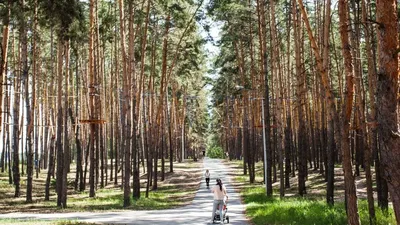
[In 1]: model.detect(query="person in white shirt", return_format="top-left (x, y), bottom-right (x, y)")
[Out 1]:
top-left (205, 169), bottom-right (210, 188)
top-left (211, 178), bottom-right (228, 224)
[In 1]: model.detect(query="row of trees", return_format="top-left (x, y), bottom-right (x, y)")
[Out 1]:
top-left (209, 0), bottom-right (399, 224)
top-left (0, 0), bottom-right (209, 208)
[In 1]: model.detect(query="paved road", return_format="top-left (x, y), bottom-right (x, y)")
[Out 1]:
top-left (0, 158), bottom-right (249, 225)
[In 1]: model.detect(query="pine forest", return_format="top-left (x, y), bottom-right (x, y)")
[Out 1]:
top-left (0, 0), bottom-right (399, 225)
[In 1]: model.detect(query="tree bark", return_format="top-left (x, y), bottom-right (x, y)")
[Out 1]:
top-left (338, 0), bottom-right (360, 223)
top-left (56, 39), bottom-right (65, 208)
top-left (256, 0), bottom-right (272, 196)
top-left (361, 0), bottom-right (376, 222)
top-left (293, 0), bottom-right (307, 196)
top-left (376, 0), bottom-right (400, 222)
top-left (89, 0), bottom-right (97, 198)
top-left (61, 40), bottom-right (70, 208)
top-left (0, 0), bottom-right (11, 153)
top-left (45, 133), bottom-right (55, 201)
top-left (26, 0), bottom-right (38, 202)
top-left (127, 0), bottom-right (139, 200)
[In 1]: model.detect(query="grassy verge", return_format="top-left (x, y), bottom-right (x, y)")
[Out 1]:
top-left (0, 219), bottom-right (99, 225)
top-left (226, 160), bottom-right (396, 225)
top-left (0, 159), bottom-right (202, 213)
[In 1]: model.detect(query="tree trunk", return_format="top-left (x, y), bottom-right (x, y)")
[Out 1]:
top-left (61, 40), bottom-right (70, 208)
top-left (255, 0), bottom-right (272, 196)
top-left (45, 133), bottom-right (55, 201)
top-left (127, 0), bottom-right (139, 200)
top-left (376, 0), bottom-right (400, 222)
top-left (269, 0), bottom-right (284, 197)
top-left (26, 0), bottom-right (38, 202)
top-left (69, 106), bottom-right (84, 191)
top-left (13, 0), bottom-right (29, 197)
top-left (293, 0), bottom-right (307, 196)
top-left (0, 1), bottom-right (11, 158)
top-left (118, 0), bottom-right (132, 206)
top-left (361, 0), bottom-right (376, 222)
top-left (89, 0), bottom-right (97, 198)
top-left (338, 0), bottom-right (360, 224)
top-left (56, 39), bottom-right (65, 208)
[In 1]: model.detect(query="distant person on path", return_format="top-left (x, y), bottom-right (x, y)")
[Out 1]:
top-left (211, 178), bottom-right (228, 224)
top-left (205, 169), bottom-right (211, 188)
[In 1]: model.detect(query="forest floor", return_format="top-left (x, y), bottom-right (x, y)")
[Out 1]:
top-left (225, 160), bottom-right (396, 225)
top-left (0, 159), bottom-right (202, 214)
top-left (225, 160), bottom-right (372, 200)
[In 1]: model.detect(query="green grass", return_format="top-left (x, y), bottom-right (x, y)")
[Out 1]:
top-left (0, 159), bottom-right (202, 213)
top-left (0, 219), bottom-right (99, 225)
top-left (238, 178), bottom-right (396, 225)
top-left (241, 186), bottom-right (396, 225)
top-left (242, 186), bottom-right (345, 225)
top-left (62, 184), bottom-right (194, 211)
top-left (2, 181), bottom-right (198, 212)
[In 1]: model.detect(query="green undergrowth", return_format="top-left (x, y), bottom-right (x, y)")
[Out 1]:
top-left (0, 178), bottom-right (194, 212)
top-left (228, 160), bottom-right (396, 225)
top-left (242, 186), bottom-right (396, 225)
top-left (0, 219), bottom-right (99, 225)
top-left (64, 185), bottom-right (194, 211)
top-left (0, 159), bottom-right (201, 213)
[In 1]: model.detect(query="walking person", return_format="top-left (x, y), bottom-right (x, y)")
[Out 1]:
top-left (205, 169), bottom-right (211, 188)
top-left (211, 178), bottom-right (228, 224)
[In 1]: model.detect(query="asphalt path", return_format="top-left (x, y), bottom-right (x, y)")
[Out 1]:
top-left (0, 157), bottom-right (249, 225)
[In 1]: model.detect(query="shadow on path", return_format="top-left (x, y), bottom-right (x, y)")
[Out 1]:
top-left (0, 158), bottom-right (249, 225)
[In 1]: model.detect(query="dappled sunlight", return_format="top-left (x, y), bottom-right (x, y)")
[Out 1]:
top-left (0, 157), bottom-right (249, 225)
top-left (225, 160), bottom-right (397, 225)
top-left (0, 160), bottom-right (203, 213)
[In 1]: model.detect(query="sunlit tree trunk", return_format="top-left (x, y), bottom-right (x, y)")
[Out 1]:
top-left (338, 0), bottom-right (360, 223)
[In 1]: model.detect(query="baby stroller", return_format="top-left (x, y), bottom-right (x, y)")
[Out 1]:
top-left (213, 200), bottom-right (229, 224)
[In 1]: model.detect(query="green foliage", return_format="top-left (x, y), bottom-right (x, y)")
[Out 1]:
top-left (98, 1), bottom-right (116, 44)
top-left (38, 0), bottom-right (85, 38)
top-left (241, 186), bottom-right (396, 225)
top-left (358, 200), bottom-right (397, 225)
top-left (207, 145), bottom-right (224, 158)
